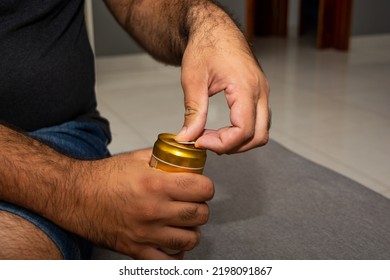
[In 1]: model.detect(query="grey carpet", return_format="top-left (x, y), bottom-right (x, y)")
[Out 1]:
top-left (92, 139), bottom-right (390, 260)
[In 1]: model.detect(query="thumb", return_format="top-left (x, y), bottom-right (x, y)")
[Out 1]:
top-left (175, 74), bottom-right (209, 143)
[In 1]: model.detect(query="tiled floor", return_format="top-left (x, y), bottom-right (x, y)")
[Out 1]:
top-left (95, 34), bottom-right (390, 199)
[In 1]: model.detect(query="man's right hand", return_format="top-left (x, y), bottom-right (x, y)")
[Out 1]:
top-left (75, 149), bottom-right (214, 260)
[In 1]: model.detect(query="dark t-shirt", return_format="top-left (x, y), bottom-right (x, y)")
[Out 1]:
top-left (0, 0), bottom-right (110, 139)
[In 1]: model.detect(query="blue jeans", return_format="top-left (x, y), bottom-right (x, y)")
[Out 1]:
top-left (0, 121), bottom-right (111, 259)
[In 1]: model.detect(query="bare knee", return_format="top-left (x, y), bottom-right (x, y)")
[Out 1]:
top-left (0, 210), bottom-right (63, 259)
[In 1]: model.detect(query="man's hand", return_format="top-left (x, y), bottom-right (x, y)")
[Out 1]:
top-left (76, 149), bottom-right (214, 260)
top-left (175, 4), bottom-right (271, 154)
top-left (105, 0), bottom-right (271, 154)
top-left (0, 125), bottom-right (213, 260)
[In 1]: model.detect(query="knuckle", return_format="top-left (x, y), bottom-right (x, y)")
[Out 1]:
top-left (257, 71), bottom-right (270, 96)
top-left (132, 227), bottom-right (149, 243)
top-left (256, 130), bottom-right (270, 147)
top-left (138, 175), bottom-right (157, 193)
top-left (166, 238), bottom-right (182, 251)
top-left (175, 176), bottom-right (194, 190)
top-left (179, 206), bottom-right (199, 222)
top-left (181, 72), bottom-right (196, 88)
top-left (183, 102), bottom-right (207, 121)
top-left (166, 232), bottom-right (201, 252)
top-left (198, 204), bottom-right (210, 225)
top-left (183, 231), bottom-right (201, 251)
top-left (267, 108), bottom-right (272, 130)
top-left (263, 79), bottom-right (271, 95)
top-left (184, 104), bottom-right (199, 117)
top-left (139, 205), bottom-right (160, 222)
top-left (175, 175), bottom-right (214, 200)
top-left (202, 179), bottom-right (215, 200)
top-left (179, 203), bottom-right (210, 225)
top-left (244, 127), bottom-right (256, 141)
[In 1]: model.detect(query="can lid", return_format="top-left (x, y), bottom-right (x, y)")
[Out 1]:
top-left (152, 133), bottom-right (207, 168)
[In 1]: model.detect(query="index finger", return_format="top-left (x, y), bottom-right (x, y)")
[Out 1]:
top-left (161, 171), bottom-right (215, 202)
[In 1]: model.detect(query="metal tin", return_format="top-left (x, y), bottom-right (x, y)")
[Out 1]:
top-left (150, 133), bottom-right (206, 174)
top-left (150, 133), bottom-right (207, 255)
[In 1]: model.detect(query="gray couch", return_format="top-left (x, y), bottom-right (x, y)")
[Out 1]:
top-left (92, 140), bottom-right (390, 259)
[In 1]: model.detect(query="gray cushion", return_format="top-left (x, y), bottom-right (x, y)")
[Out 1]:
top-left (92, 140), bottom-right (390, 259)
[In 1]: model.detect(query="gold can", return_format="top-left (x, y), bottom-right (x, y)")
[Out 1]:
top-left (150, 133), bottom-right (207, 174)
top-left (150, 133), bottom-right (207, 255)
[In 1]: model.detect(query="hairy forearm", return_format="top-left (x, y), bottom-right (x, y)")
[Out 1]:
top-left (104, 0), bottom-right (245, 65)
top-left (0, 124), bottom-right (87, 233)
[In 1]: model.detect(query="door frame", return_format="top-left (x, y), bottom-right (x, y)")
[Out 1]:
top-left (246, 0), bottom-right (353, 50)
top-left (316, 0), bottom-right (353, 50)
